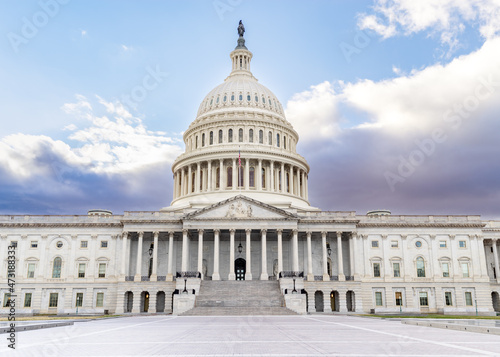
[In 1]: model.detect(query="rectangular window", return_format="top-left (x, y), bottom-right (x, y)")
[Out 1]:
top-left (461, 262), bottom-right (469, 277)
top-left (442, 262), bottom-right (450, 277)
top-left (101, 241), bottom-right (108, 248)
top-left (80, 241), bottom-right (88, 248)
top-left (393, 262), bottom-right (400, 277)
top-left (75, 293), bottom-right (83, 307)
top-left (96, 292), bottom-right (104, 307)
top-left (390, 240), bottom-right (398, 248)
top-left (395, 292), bottom-right (403, 306)
top-left (439, 241), bottom-right (447, 248)
top-left (78, 263), bottom-right (86, 278)
top-left (10, 241), bottom-right (17, 248)
top-left (465, 292), bottom-right (473, 306)
top-left (419, 292), bottom-right (428, 306)
top-left (3, 293), bottom-right (11, 307)
top-left (30, 241), bottom-right (38, 248)
top-left (24, 293), bottom-right (32, 308)
top-left (98, 263), bottom-right (106, 278)
top-left (375, 292), bottom-right (383, 306)
top-left (445, 292), bottom-right (452, 306)
top-left (459, 240), bottom-right (466, 248)
top-left (49, 293), bottom-right (58, 308)
top-left (371, 240), bottom-right (379, 248)
top-left (27, 263), bottom-right (36, 278)
top-left (373, 263), bottom-right (381, 277)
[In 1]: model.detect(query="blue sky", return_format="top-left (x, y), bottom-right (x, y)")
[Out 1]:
top-left (1, 0), bottom-right (500, 218)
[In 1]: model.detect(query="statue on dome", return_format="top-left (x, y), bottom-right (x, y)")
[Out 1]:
top-left (238, 20), bottom-right (245, 37)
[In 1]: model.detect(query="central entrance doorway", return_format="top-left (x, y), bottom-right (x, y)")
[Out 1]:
top-left (235, 258), bottom-right (246, 280)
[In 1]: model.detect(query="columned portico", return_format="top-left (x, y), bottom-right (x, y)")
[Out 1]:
top-left (229, 229), bottom-right (236, 280)
top-left (337, 231), bottom-right (345, 281)
top-left (134, 231), bottom-right (144, 281)
top-left (260, 229), bottom-right (268, 280)
top-left (197, 229), bottom-right (204, 279)
top-left (245, 229), bottom-right (252, 280)
top-left (213, 229), bottom-right (221, 280)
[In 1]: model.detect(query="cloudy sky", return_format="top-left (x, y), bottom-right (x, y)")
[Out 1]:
top-left (1, 0), bottom-right (500, 218)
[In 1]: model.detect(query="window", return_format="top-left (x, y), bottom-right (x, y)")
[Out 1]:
top-left (262, 96), bottom-right (265, 104)
top-left (249, 129), bottom-right (253, 143)
top-left (371, 240), bottom-right (379, 248)
top-left (216, 96), bottom-right (219, 104)
top-left (255, 95), bottom-right (258, 102)
top-left (30, 241), bottom-right (38, 248)
top-left (223, 95), bottom-right (227, 102)
top-left (373, 263), bottom-right (381, 277)
top-left (195, 136), bottom-right (198, 149)
top-left (459, 240), bottom-right (466, 248)
top-left (49, 293), bottom-right (58, 308)
top-left (439, 241), bottom-right (447, 248)
top-left (247, 94), bottom-right (250, 101)
top-left (391, 241), bottom-right (398, 248)
top-left (101, 241), bottom-right (108, 248)
top-left (76, 293), bottom-right (83, 307)
top-left (231, 94), bottom-right (234, 101)
top-left (442, 262), bottom-right (450, 277)
top-left (395, 292), bottom-right (403, 306)
top-left (416, 257), bottom-right (425, 277)
top-left (262, 168), bottom-right (266, 189)
top-left (445, 292), bottom-right (452, 306)
top-left (277, 133), bottom-right (280, 147)
top-left (10, 241), bottom-right (17, 248)
top-left (218, 130), bottom-right (223, 143)
top-left (96, 292), bottom-right (104, 307)
top-left (227, 167), bottom-right (233, 187)
top-left (284, 136), bottom-right (287, 149)
top-left (191, 172), bottom-right (195, 192)
top-left (268, 131), bottom-right (272, 145)
top-left (259, 130), bottom-right (263, 144)
top-left (419, 292), bottom-right (428, 306)
top-left (200, 171), bottom-right (203, 191)
top-left (278, 170), bottom-right (282, 191)
top-left (209, 131), bottom-right (213, 145)
top-left (202, 133), bottom-right (205, 147)
top-left (375, 292), bottom-right (383, 306)
top-left (52, 257), bottom-right (62, 278)
top-left (239, 94), bottom-right (242, 101)
top-left (461, 262), bottom-right (469, 277)
top-left (216, 167), bottom-right (220, 188)
top-left (415, 240), bottom-right (422, 248)
top-left (465, 292), bottom-right (473, 306)
top-left (27, 263), bottom-right (35, 278)
top-left (393, 262), bottom-right (400, 277)
top-left (228, 129), bottom-right (233, 143)
top-left (24, 293), bottom-right (32, 308)
top-left (3, 293), bottom-right (11, 307)
top-left (56, 241), bottom-right (63, 248)
top-left (81, 241), bottom-right (88, 248)
top-left (98, 263), bottom-right (106, 278)
top-left (239, 128), bottom-right (243, 142)
top-left (78, 263), bottom-right (86, 278)
top-left (249, 167), bottom-right (255, 187)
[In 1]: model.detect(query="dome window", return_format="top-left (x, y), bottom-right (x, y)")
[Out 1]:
top-left (262, 96), bottom-right (265, 105)
top-left (249, 129), bottom-right (253, 143)
top-left (210, 131), bottom-right (213, 145)
top-left (228, 129), bottom-right (233, 143)
top-left (239, 128), bottom-right (243, 142)
top-left (231, 94), bottom-right (235, 101)
top-left (259, 130), bottom-right (263, 144)
top-left (216, 97), bottom-right (219, 104)
top-left (239, 94), bottom-right (243, 101)
top-left (223, 95), bottom-right (227, 102)
top-left (218, 130), bottom-right (223, 144)
top-left (202, 133), bottom-right (206, 147)
top-left (283, 136), bottom-right (286, 149)
top-left (268, 131), bottom-right (272, 145)
top-left (255, 96), bottom-right (258, 102)
top-left (277, 134), bottom-right (280, 147)
top-left (210, 99), bottom-right (213, 105)
top-left (249, 167), bottom-right (255, 187)
top-left (247, 95), bottom-right (251, 101)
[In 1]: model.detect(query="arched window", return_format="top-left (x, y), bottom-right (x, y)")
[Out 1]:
top-left (231, 94), bottom-right (235, 101)
top-left (216, 168), bottom-right (220, 188)
top-left (286, 172), bottom-right (290, 192)
top-left (239, 94), bottom-right (243, 101)
top-left (191, 172), bottom-right (195, 193)
top-left (52, 257), bottom-right (62, 278)
top-left (200, 171), bottom-right (203, 191)
top-left (278, 170), bottom-right (282, 191)
top-left (239, 128), bottom-right (243, 142)
top-left (228, 129), bottom-right (233, 143)
top-left (227, 167), bottom-right (233, 188)
top-left (262, 168), bottom-right (266, 188)
top-left (195, 136), bottom-right (198, 149)
top-left (259, 130), bottom-right (263, 144)
top-left (249, 129), bottom-right (253, 143)
top-left (249, 167), bottom-right (255, 187)
top-left (277, 134), bottom-right (280, 147)
top-left (209, 131), bottom-right (213, 145)
top-left (218, 130), bottom-right (223, 144)
top-left (268, 131), bottom-right (272, 145)
top-left (284, 136), bottom-right (286, 149)
top-left (416, 257), bottom-right (425, 277)
top-left (202, 133), bottom-right (205, 147)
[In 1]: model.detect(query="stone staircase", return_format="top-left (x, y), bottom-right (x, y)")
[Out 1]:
top-left (181, 280), bottom-right (297, 316)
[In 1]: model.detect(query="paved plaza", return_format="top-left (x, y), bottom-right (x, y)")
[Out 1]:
top-left (2, 315), bottom-right (500, 356)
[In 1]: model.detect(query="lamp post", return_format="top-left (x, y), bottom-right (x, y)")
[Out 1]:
top-left (183, 278), bottom-right (188, 294)
top-left (327, 243), bottom-right (332, 257)
top-left (292, 277), bottom-right (297, 293)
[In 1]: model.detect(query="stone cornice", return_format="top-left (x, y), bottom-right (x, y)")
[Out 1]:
top-left (357, 222), bottom-right (486, 228)
top-left (0, 223), bottom-right (123, 228)
top-left (298, 219), bottom-right (360, 224)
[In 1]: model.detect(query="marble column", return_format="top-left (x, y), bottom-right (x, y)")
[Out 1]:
top-left (134, 231), bottom-right (144, 281)
top-left (121, 231), bottom-right (128, 280)
top-left (258, 159), bottom-right (262, 190)
top-left (306, 231), bottom-right (313, 280)
top-left (270, 161), bottom-right (274, 192)
top-left (167, 231), bottom-right (174, 281)
top-left (337, 231), bottom-right (345, 281)
top-left (181, 168), bottom-right (185, 196)
top-left (260, 229), bottom-right (268, 280)
top-left (232, 158), bottom-right (237, 190)
top-left (181, 229), bottom-right (189, 272)
top-left (321, 231), bottom-right (329, 281)
top-left (197, 229), bottom-right (204, 279)
top-left (352, 232), bottom-right (359, 280)
top-left (245, 159), bottom-right (249, 190)
top-left (219, 159), bottom-right (225, 190)
top-left (288, 165), bottom-right (293, 194)
top-left (245, 229), bottom-right (252, 280)
top-left (349, 233), bottom-right (354, 279)
top-left (493, 239), bottom-right (500, 284)
top-left (151, 231), bottom-right (159, 281)
top-left (213, 229), bottom-right (220, 280)
top-left (229, 229), bottom-right (236, 280)
top-left (188, 165), bottom-right (192, 194)
top-left (277, 229), bottom-right (283, 277)
top-left (292, 229), bottom-right (299, 272)
top-left (280, 162), bottom-right (285, 192)
top-left (207, 161), bottom-right (212, 191)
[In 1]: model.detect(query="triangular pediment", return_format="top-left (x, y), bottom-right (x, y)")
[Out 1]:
top-left (184, 195), bottom-right (298, 220)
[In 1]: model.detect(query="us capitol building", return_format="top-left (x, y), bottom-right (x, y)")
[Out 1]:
top-left (2, 23), bottom-right (500, 316)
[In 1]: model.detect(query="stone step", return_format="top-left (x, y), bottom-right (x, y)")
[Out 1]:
top-left (181, 306), bottom-right (297, 316)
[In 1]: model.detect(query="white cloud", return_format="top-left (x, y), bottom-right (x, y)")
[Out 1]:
top-left (121, 44), bottom-right (133, 51)
top-left (81, 29), bottom-right (87, 37)
top-left (63, 124), bottom-right (78, 131)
